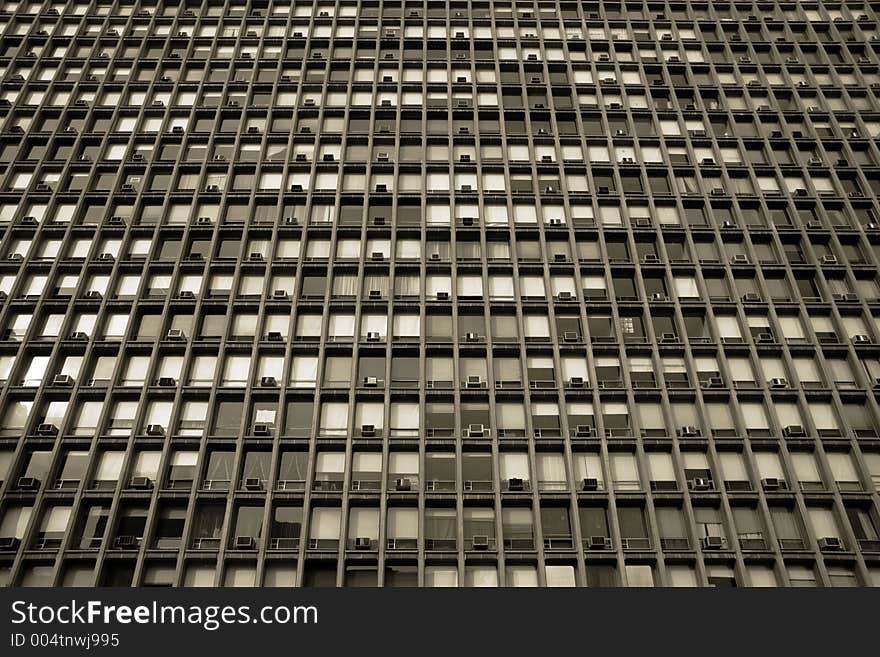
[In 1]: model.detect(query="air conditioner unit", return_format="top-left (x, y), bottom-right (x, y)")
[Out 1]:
top-left (588, 536), bottom-right (609, 550)
top-left (756, 333), bottom-right (774, 344)
top-left (252, 424), bottom-right (271, 436)
top-left (467, 424), bottom-right (485, 437)
top-left (568, 377), bottom-right (585, 387)
top-left (178, 291), bottom-right (195, 300)
top-left (679, 426), bottom-right (699, 437)
top-left (354, 537), bottom-right (372, 550)
top-left (582, 477), bottom-right (599, 491)
top-left (115, 535), bottom-right (137, 549)
top-left (436, 292), bottom-right (450, 300)
top-left (818, 537), bottom-right (843, 551)
top-left (702, 536), bottom-right (724, 549)
top-left (471, 535), bottom-right (490, 550)
top-left (853, 335), bottom-right (871, 344)
top-left (557, 292), bottom-right (573, 302)
top-left (507, 477), bottom-right (524, 492)
top-left (235, 536), bottom-right (255, 549)
top-left (17, 477), bottom-right (39, 490)
top-left (710, 187), bottom-right (725, 196)
top-left (821, 255), bottom-right (838, 264)
top-left (361, 424), bottom-right (376, 437)
top-left (732, 255), bottom-right (749, 264)
top-left (260, 376), bottom-right (277, 387)
top-left (395, 478), bottom-right (412, 491)
top-left (783, 425), bottom-right (806, 437)
top-left (761, 477), bottom-right (780, 491)
top-left (157, 377), bottom-right (176, 387)
top-left (742, 293), bottom-right (761, 303)
top-left (575, 425), bottom-right (593, 437)
top-left (366, 332), bottom-right (381, 342)
top-left (0, 537), bottom-right (20, 550)
top-left (52, 374), bottom-right (73, 386)
top-left (244, 478), bottom-right (262, 491)
top-left (466, 375), bottom-right (483, 388)
top-left (690, 477), bottom-right (711, 491)
top-left (661, 332), bottom-right (677, 342)
top-left (563, 331), bottom-right (579, 342)
top-left (36, 423), bottom-right (58, 436)
top-left (465, 332), bottom-right (479, 342)
top-left (769, 378), bottom-right (788, 389)
top-left (166, 329), bottom-right (185, 340)
top-left (145, 425), bottom-right (165, 436)
top-left (129, 476), bottom-right (153, 490)
top-left (267, 331), bottom-right (283, 342)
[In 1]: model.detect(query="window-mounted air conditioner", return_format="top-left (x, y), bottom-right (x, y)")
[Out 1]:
top-left (761, 477), bottom-right (780, 491)
top-left (235, 536), bottom-right (255, 549)
top-left (17, 477), bottom-right (39, 490)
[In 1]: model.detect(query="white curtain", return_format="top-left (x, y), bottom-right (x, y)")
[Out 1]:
top-left (500, 453), bottom-right (529, 479)
top-left (96, 452), bottom-right (124, 480)
top-left (347, 508), bottom-right (379, 539)
top-left (309, 508), bottom-right (341, 540)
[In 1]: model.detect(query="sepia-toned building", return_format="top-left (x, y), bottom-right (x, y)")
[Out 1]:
top-left (1, 0), bottom-right (880, 587)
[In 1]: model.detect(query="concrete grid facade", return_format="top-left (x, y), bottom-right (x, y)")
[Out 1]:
top-left (1, 0), bottom-right (880, 587)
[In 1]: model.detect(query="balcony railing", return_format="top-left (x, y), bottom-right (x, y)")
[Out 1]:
top-left (424, 538), bottom-right (457, 551)
top-left (425, 479), bottom-right (456, 492)
top-left (660, 537), bottom-right (691, 551)
top-left (543, 534), bottom-right (574, 550)
top-left (269, 537), bottom-right (300, 550)
top-left (738, 533), bottom-right (768, 551)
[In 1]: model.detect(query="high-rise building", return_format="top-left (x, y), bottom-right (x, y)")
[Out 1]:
top-left (1, 1), bottom-right (880, 589)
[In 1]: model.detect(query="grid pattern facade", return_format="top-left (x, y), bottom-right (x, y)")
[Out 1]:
top-left (1, 1), bottom-right (880, 588)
